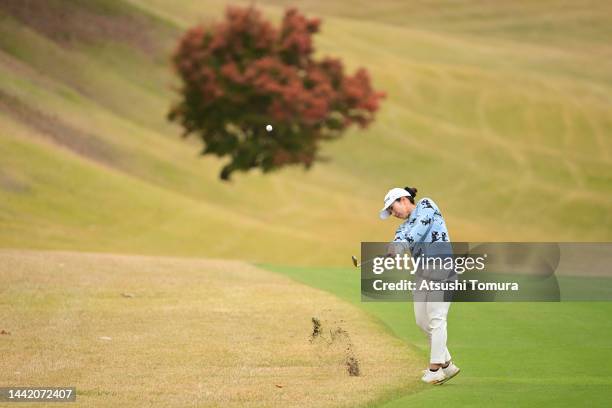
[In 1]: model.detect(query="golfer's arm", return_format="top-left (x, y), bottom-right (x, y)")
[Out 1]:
top-left (388, 227), bottom-right (414, 255)
top-left (387, 240), bottom-right (410, 257)
top-left (389, 209), bottom-right (435, 255)
top-left (407, 211), bottom-right (434, 243)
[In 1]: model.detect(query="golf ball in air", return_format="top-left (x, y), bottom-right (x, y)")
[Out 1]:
top-left (266, 125), bottom-right (273, 132)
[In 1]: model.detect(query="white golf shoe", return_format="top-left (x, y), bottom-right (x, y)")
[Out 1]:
top-left (440, 362), bottom-right (460, 384)
top-left (421, 368), bottom-right (446, 385)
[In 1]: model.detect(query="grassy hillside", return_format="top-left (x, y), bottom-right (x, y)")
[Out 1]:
top-left (260, 0), bottom-right (612, 54)
top-left (1, 0), bottom-right (611, 266)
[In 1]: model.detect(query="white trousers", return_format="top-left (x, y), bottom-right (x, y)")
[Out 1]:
top-left (413, 290), bottom-right (452, 364)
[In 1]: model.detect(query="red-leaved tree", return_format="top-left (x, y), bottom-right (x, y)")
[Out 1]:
top-left (169, 6), bottom-right (385, 180)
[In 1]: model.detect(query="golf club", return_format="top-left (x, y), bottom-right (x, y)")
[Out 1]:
top-left (351, 255), bottom-right (376, 268)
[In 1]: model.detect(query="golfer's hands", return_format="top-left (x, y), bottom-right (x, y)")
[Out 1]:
top-left (385, 242), bottom-right (408, 258)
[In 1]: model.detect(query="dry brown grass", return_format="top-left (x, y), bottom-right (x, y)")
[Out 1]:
top-left (0, 250), bottom-right (422, 407)
top-left (0, 0), bottom-right (166, 55)
top-left (0, 90), bottom-right (121, 167)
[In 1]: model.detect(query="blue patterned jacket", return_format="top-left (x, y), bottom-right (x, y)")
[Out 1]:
top-left (392, 197), bottom-right (451, 258)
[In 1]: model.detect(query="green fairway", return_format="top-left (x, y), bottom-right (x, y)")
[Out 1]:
top-left (262, 264), bottom-right (612, 406)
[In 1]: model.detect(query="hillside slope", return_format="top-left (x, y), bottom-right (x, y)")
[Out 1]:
top-left (0, 0), bottom-right (610, 265)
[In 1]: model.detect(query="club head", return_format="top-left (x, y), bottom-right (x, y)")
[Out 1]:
top-left (351, 255), bottom-right (359, 268)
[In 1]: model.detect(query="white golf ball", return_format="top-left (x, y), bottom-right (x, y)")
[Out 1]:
top-left (266, 124), bottom-right (273, 132)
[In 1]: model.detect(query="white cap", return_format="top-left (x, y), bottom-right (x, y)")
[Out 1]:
top-left (379, 187), bottom-right (411, 220)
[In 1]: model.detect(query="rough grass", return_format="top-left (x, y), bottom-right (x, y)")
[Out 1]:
top-left (0, 249), bottom-right (422, 407)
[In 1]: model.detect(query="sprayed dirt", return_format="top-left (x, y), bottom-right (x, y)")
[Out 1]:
top-left (310, 317), bottom-right (322, 340)
top-left (310, 316), bottom-right (361, 377)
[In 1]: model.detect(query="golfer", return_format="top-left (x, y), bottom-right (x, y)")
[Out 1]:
top-left (379, 186), bottom-right (460, 385)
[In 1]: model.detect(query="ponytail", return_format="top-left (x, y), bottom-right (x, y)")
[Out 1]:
top-left (403, 186), bottom-right (418, 204)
